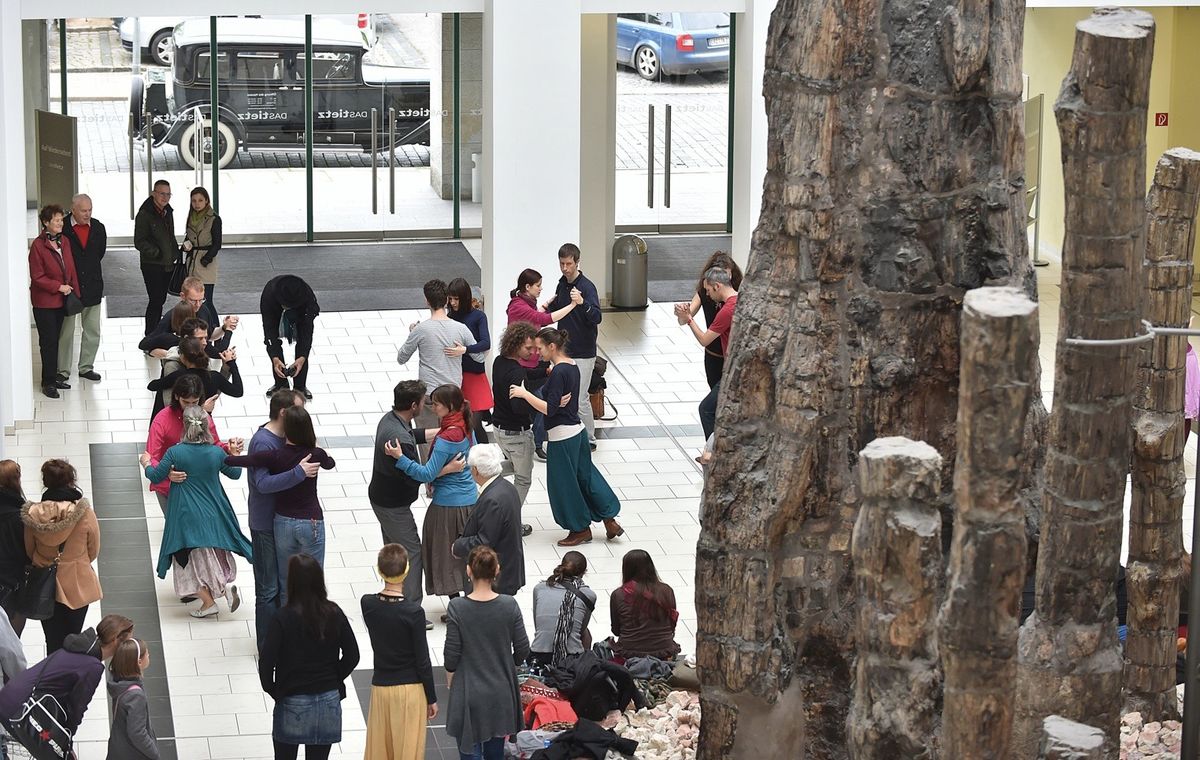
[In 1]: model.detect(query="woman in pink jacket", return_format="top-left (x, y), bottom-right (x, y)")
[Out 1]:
top-left (145, 374), bottom-right (238, 514)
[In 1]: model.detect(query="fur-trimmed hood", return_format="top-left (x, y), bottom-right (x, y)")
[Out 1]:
top-left (22, 497), bottom-right (92, 544)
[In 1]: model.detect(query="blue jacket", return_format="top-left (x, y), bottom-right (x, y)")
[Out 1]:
top-left (396, 436), bottom-right (477, 507)
top-left (546, 272), bottom-right (602, 359)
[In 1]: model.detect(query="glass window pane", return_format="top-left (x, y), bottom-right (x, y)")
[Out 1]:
top-left (195, 51), bottom-right (231, 81)
top-left (296, 51), bottom-right (356, 81)
top-left (233, 51), bottom-right (283, 82)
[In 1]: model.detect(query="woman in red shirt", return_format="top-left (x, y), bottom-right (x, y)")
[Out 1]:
top-left (29, 205), bottom-right (81, 398)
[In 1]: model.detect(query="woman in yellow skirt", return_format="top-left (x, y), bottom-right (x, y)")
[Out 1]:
top-left (361, 544), bottom-right (438, 759)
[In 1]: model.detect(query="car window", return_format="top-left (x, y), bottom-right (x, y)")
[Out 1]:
top-left (617, 13), bottom-right (646, 22)
top-left (679, 12), bottom-right (730, 30)
top-left (295, 51), bottom-right (355, 82)
top-left (647, 13), bottom-right (672, 27)
top-left (194, 51), bottom-right (231, 82)
top-left (234, 51), bottom-right (284, 82)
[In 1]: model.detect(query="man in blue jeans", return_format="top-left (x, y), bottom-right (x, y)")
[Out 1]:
top-left (247, 389), bottom-right (320, 650)
top-left (679, 267), bottom-right (738, 440)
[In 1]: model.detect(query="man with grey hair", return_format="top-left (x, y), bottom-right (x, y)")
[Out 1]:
top-left (59, 193), bottom-right (107, 383)
top-left (451, 444), bottom-right (525, 595)
top-left (678, 267), bottom-right (738, 439)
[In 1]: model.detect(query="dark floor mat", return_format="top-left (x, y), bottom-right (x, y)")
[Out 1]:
top-left (645, 234), bottom-right (732, 304)
top-left (101, 241), bottom-right (481, 317)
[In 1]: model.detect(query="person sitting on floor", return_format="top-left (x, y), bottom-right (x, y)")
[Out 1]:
top-left (609, 549), bottom-right (681, 661)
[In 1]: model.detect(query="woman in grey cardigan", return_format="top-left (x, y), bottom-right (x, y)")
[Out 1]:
top-left (444, 546), bottom-right (529, 760)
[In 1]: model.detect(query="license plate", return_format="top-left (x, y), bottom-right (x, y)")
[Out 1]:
top-left (709, 36), bottom-right (729, 48)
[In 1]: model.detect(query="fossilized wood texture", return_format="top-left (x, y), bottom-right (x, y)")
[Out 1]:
top-left (693, 0), bottom-right (1043, 754)
top-left (939, 287), bottom-right (1038, 760)
top-left (1014, 9), bottom-right (1155, 757)
top-left (1038, 716), bottom-right (1105, 760)
top-left (1125, 148), bottom-right (1200, 720)
top-left (847, 437), bottom-right (943, 759)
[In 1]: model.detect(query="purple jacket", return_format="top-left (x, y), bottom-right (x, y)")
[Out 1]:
top-left (0, 629), bottom-right (104, 733)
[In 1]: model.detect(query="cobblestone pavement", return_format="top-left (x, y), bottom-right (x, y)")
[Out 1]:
top-left (57, 17), bottom-right (727, 175)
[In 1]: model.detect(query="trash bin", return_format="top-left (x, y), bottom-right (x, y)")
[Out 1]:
top-left (611, 234), bottom-right (649, 309)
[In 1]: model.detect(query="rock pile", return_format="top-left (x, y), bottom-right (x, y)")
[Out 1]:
top-left (1120, 712), bottom-right (1182, 759)
top-left (612, 691), bottom-right (702, 760)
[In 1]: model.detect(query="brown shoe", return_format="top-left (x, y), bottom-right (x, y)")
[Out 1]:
top-left (604, 519), bottom-right (625, 541)
top-left (557, 529), bottom-right (593, 547)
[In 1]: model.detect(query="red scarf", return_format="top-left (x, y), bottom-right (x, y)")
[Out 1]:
top-left (436, 411), bottom-right (468, 443)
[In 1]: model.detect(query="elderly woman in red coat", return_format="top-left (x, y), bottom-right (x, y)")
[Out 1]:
top-left (29, 204), bottom-right (81, 399)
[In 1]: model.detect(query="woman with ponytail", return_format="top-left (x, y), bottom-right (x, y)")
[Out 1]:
top-left (361, 544), bottom-right (436, 760)
top-left (385, 384), bottom-right (478, 610)
top-left (529, 551), bottom-right (595, 670)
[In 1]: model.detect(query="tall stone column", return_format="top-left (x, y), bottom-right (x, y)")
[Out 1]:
top-left (430, 13), bottom-right (481, 206)
top-left (1014, 9), bottom-right (1156, 755)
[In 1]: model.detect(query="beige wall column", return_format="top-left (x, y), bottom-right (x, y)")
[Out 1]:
top-left (579, 13), bottom-right (616, 304)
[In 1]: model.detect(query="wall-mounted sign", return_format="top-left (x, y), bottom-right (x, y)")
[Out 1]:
top-left (1155, 112), bottom-right (1169, 127)
top-left (34, 110), bottom-right (77, 211)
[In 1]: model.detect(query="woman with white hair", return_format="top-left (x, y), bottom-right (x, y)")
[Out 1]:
top-left (451, 444), bottom-right (526, 596)
top-left (141, 405), bottom-right (251, 619)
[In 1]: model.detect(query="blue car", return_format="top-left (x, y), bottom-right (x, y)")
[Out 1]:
top-left (616, 12), bottom-right (731, 80)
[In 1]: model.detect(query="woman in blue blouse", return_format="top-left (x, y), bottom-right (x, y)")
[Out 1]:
top-left (385, 384), bottom-right (477, 611)
top-left (510, 327), bottom-right (621, 547)
top-left (448, 278), bottom-right (492, 445)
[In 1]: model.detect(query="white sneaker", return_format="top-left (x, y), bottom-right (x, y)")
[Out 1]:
top-left (189, 605), bottom-right (218, 619)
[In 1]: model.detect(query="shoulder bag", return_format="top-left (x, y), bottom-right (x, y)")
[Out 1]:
top-left (11, 543), bottom-right (66, 621)
top-left (1, 651), bottom-right (76, 760)
top-left (166, 247), bottom-right (188, 297)
top-left (51, 245), bottom-right (83, 317)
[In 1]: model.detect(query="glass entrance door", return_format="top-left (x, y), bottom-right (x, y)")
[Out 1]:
top-left (615, 10), bottom-right (731, 232)
top-left (312, 12), bottom-right (457, 239)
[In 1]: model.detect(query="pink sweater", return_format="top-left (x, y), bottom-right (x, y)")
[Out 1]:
top-left (507, 294), bottom-right (553, 369)
top-left (145, 406), bottom-right (226, 496)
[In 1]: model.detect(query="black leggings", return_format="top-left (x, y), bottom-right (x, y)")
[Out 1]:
top-left (274, 742), bottom-right (330, 760)
top-left (42, 602), bottom-right (88, 654)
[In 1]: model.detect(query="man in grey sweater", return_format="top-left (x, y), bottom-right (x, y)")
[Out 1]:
top-left (397, 279), bottom-right (485, 441)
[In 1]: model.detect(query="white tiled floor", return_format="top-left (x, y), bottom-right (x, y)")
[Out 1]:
top-left (3, 256), bottom-right (1195, 758)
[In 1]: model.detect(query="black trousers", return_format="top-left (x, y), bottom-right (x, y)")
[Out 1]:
top-left (141, 264), bottom-right (172, 335)
top-left (32, 307), bottom-right (65, 386)
top-left (703, 351), bottom-right (725, 389)
top-left (42, 602), bottom-right (88, 654)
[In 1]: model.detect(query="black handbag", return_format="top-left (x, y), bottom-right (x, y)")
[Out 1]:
top-left (10, 543), bottom-right (65, 621)
top-left (166, 249), bottom-right (188, 297)
top-left (52, 245), bottom-right (84, 317)
top-left (2, 652), bottom-right (76, 760)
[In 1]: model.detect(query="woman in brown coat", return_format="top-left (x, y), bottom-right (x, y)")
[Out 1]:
top-left (21, 459), bottom-right (102, 653)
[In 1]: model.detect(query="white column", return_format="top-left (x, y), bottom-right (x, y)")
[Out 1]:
top-left (731, 0), bottom-right (776, 269)
top-left (579, 14), bottom-right (616, 305)
top-left (0, 7), bottom-right (35, 454)
top-left (481, 0), bottom-right (582, 331)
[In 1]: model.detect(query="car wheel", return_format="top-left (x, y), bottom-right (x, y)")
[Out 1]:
top-left (177, 118), bottom-right (237, 170)
top-left (148, 28), bottom-right (173, 67)
top-left (634, 45), bottom-right (659, 80)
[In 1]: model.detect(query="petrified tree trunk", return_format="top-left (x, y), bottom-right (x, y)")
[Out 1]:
top-left (847, 437), bottom-right (943, 759)
top-left (1014, 9), bottom-right (1155, 756)
top-left (693, 0), bottom-right (1042, 754)
top-left (939, 286), bottom-right (1038, 760)
top-left (1038, 717), bottom-right (1105, 760)
top-left (1125, 148), bottom-right (1200, 720)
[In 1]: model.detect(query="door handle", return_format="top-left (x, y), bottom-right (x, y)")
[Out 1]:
top-left (647, 104), bottom-right (654, 209)
top-left (664, 104), bottom-right (672, 209)
top-left (371, 107), bottom-right (378, 215)
top-left (388, 106), bottom-right (396, 214)
top-left (128, 112), bottom-right (135, 220)
top-left (145, 100), bottom-right (154, 197)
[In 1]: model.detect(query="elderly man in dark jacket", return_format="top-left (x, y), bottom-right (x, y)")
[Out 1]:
top-left (133, 180), bottom-right (177, 335)
top-left (452, 444), bottom-right (525, 596)
top-left (59, 194), bottom-right (107, 383)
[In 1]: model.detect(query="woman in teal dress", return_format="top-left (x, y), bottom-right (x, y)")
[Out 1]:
top-left (140, 405), bottom-right (252, 619)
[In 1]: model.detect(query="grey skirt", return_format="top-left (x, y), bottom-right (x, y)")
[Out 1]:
top-left (422, 503), bottom-right (472, 596)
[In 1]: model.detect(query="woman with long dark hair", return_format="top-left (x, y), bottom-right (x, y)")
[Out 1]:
top-left (509, 327), bottom-right (621, 547)
top-left (609, 549), bottom-right (680, 660)
top-left (259, 554), bottom-right (359, 760)
top-left (145, 374), bottom-right (232, 514)
top-left (385, 384), bottom-right (477, 614)
top-left (674, 251), bottom-right (743, 388)
top-left (447, 278), bottom-right (492, 443)
top-left (183, 186), bottom-right (222, 310)
top-left (0, 461), bottom-right (27, 634)
top-left (444, 546), bottom-right (528, 760)
top-left (528, 551), bottom-right (595, 670)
